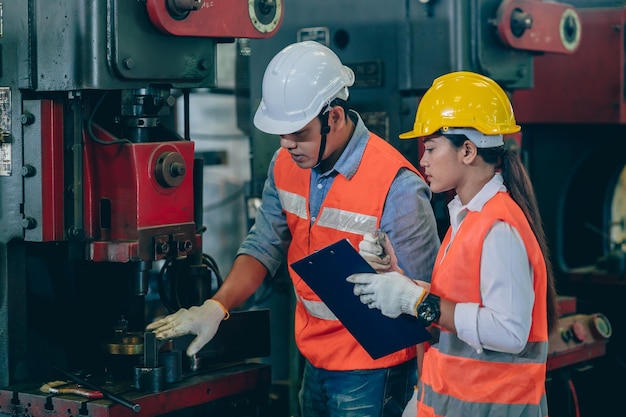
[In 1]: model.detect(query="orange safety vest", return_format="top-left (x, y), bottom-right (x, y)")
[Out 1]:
top-left (417, 192), bottom-right (549, 417)
top-left (274, 132), bottom-right (420, 370)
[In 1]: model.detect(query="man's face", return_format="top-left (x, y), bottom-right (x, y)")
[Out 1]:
top-left (279, 117), bottom-right (322, 169)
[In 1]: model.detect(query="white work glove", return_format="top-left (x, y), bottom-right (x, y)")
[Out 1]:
top-left (145, 299), bottom-right (228, 356)
top-left (347, 271), bottom-right (428, 318)
top-left (402, 387), bottom-right (418, 417)
top-left (358, 231), bottom-right (403, 273)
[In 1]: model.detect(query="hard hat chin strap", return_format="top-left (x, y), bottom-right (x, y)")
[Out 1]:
top-left (313, 110), bottom-right (331, 169)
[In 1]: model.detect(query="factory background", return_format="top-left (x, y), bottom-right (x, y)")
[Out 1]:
top-left (0, 1), bottom-right (624, 416)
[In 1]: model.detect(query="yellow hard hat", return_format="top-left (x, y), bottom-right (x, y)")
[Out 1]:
top-left (399, 71), bottom-right (521, 139)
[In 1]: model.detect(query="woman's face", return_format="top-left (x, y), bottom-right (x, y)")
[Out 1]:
top-left (419, 135), bottom-right (465, 194)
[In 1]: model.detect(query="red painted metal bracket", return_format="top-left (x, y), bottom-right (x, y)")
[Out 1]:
top-left (145, 0), bottom-right (283, 38)
top-left (495, 0), bottom-right (582, 54)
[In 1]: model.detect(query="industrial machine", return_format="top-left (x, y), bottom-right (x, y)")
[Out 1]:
top-left (242, 1), bottom-right (620, 415)
top-left (0, 1), bottom-right (282, 416)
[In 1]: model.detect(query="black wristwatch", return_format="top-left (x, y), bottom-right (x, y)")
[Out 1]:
top-left (416, 294), bottom-right (441, 327)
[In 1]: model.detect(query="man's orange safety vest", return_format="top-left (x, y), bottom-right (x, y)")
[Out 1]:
top-left (274, 132), bottom-right (419, 370)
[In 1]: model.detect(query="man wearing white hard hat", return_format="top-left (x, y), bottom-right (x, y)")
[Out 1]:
top-left (147, 41), bottom-right (440, 417)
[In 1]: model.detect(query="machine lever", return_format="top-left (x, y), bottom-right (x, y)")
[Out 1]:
top-left (51, 365), bottom-right (141, 412)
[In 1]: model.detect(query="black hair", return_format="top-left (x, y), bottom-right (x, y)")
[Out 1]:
top-left (445, 134), bottom-right (559, 333)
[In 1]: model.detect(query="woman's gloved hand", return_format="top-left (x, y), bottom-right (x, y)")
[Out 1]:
top-left (347, 271), bottom-right (428, 318)
top-left (145, 299), bottom-right (229, 356)
top-left (358, 231), bottom-right (403, 273)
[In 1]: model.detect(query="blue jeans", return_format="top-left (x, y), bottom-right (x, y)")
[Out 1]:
top-left (298, 358), bottom-right (417, 417)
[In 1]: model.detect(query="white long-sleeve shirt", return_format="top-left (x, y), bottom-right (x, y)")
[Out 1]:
top-left (444, 173), bottom-right (534, 354)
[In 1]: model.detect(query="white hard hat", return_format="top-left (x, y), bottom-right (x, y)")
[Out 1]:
top-left (253, 41), bottom-right (355, 135)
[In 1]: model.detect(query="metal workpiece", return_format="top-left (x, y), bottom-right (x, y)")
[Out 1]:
top-left (4, 309), bottom-right (271, 416)
top-left (133, 332), bottom-right (164, 394)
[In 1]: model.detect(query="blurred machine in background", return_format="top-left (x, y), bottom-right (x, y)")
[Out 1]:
top-left (241, 1), bottom-right (621, 416)
top-left (0, 1), bottom-right (282, 416)
top-left (511, 2), bottom-right (625, 415)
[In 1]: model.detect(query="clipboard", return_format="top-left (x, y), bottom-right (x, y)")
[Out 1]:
top-left (290, 239), bottom-right (431, 359)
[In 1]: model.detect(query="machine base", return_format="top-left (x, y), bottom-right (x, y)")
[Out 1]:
top-left (0, 362), bottom-right (271, 417)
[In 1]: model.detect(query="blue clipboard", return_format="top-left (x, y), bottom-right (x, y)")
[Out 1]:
top-left (290, 239), bottom-right (431, 359)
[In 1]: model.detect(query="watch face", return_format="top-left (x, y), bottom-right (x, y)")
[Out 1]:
top-left (419, 305), bottom-right (435, 323)
top-left (418, 297), bottom-right (440, 325)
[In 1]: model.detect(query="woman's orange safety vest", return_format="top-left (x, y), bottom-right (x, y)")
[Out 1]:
top-left (274, 133), bottom-right (419, 370)
top-left (417, 192), bottom-right (549, 417)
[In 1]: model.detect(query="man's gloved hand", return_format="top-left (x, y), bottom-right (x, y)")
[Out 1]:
top-left (347, 271), bottom-right (428, 318)
top-left (145, 299), bottom-right (228, 356)
top-left (358, 231), bottom-right (403, 273)
top-left (402, 387), bottom-right (418, 417)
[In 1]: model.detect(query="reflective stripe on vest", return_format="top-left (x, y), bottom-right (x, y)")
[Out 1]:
top-left (420, 383), bottom-right (549, 417)
top-left (317, 207), bottom-right (378, 236)
top-left (294, 287), bottom-right (338, 321)
top-left (438, 333), bottom-right (548, 364)
top-left (278, 186), bottom-right (378, 236)
top-left (277, 189), bottom-right (308, 220)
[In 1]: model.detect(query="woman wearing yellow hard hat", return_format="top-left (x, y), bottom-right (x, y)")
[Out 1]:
top-left (350, 71), bottom-right (558, 417)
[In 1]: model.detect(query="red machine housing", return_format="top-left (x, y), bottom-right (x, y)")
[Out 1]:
top-left (83, 126), bottom-right (197, 262)
top-left (495, 0), bottom-right (582, 54)
top-left (145, 0), bottom-right (283, 38)
top-left (513, 7), bottom-right (625, 123)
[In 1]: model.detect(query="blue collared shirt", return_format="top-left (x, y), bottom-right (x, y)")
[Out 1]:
top-left (238, 111), bottom-right (440, 283)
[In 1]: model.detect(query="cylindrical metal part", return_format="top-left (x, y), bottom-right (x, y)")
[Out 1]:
top-left (134, 365), bottom-right (165, 393)
top-left (159, 350), bottom-right (183, 383)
